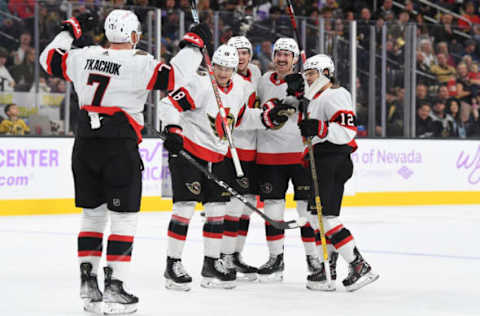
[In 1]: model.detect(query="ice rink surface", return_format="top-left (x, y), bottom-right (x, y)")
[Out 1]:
top-left (1, 205), bottom-right (479, 316)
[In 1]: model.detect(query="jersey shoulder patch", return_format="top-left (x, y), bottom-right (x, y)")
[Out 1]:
top-left (134, 49), bottom-right (149, 56)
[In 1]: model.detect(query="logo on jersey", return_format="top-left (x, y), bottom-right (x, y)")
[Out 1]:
top-left (207, 108), bottom-right (235, 140)
top-left (186, 181), bottom-right (201, 195)
top-left (260, 182), bottom-right (273, 194)
top-left (112, 198), bottom-right (121, 207)
top-left (236, 177), bottom-right (249, 189)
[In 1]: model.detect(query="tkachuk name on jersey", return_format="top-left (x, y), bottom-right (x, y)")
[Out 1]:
top-left (84, 59), bottom-right (121, 75)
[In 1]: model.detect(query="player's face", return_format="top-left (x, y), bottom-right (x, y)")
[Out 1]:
top-left (237, 48), bottom-right (250, 73)
top-left (213, 64), bottom-right (234, 87)
top-left (304, 69), bottom-right (319, 86)
top-left (274, 50), bottom-right (294, 75)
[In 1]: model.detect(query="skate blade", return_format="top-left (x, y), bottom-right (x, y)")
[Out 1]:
top-left (237, 272), bottom-right (258, 282)
top-left (200, 277), bottom-right (236, 289)
top-left (103, 302), bottom-right (137, 315)
top-left (82, 299), bottom-right (102, 314)
top-left (306, 281), bottom-right (336, 292)
top-left (258, 272), bottom-right (283, 283)
top-left (165, 279), bottom-right (191, 292)
top-left (345, 271), bottom-right (380, 292)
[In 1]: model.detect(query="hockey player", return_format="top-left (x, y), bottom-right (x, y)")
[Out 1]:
top-left (162, 44), bottom-right (294, 291)
top-left (39, 9), bottom-right (211, 314)
top-left (295, 54), bottom-right (379, 292)
top-left (255, 38), bottom-right (322, 282)
top-left (219, 36), bottom-right (261, 281)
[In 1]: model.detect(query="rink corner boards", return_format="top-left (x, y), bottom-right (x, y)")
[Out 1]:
top-left (1, 191), bottom-right (479, 216)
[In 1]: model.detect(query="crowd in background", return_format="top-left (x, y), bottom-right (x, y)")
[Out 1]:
top-left (1, 0), bottom-right (480, 138)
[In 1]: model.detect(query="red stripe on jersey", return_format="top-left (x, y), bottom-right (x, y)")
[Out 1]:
top-left (235, 104), bottom-right (246, 127)
top-left (183, 136), bottom-right (224, 162)
top-left (247, 92), bottom-right (257, 108)
top-left (203, 231), bottom-right (223, 239)
top-left (46, 49), bottom-right (55, 75)
top-left (217, 80), bottom-right (233, 94)
top-left (224, 215), bottom-right (239, 222)
top-left (238, 230), bottom-right (248, 236)
top-left (256, 152), bottom-right (302, 165)
top-left (108, 234), bottom-right (134, 243)
top-left (168, 231), bottom-right (187, 241)
top-left (266, 234), bottom-right (284, 241)
top-left (330, 110), bottom-right (357, 132)
top-left (81, 106), bottom-right (144, 144)
top-left (226, 148), bottom-right (256, 161)
top-left (167, 87), bottom-right (196, 112)
top-left (347, 139), bottom-right (358, 153)
top-left (239, 68), bottom-right (252, 82)
top-left (206, 216), bottom-right (224, 222)
top-left (269, 72), bottom-right (286, 86)
top-left (240, 215), bottom-right (250, 220)
top-left (302, 237), bottom-right (315, 243)
top-left (168, 65), bottom-right (175, 91)
top-left (61, 52), bottom-right (72, 82)
top-left (79, 231), bottom-right (103, 239)
top-left (223, 231), bottom-right (238, 237)
top-left (334, 235), bottom-right (353, 249)
top-left (107, 255), bottom-right (131, 262)
top-left (147, 62), bottom-right (163, 90)
top-left (172, 214), bottom-right (190, 224)
top-left (326, 224), bottom-right (344, 237)
top-left (78, 250), bottom-right (102, 257)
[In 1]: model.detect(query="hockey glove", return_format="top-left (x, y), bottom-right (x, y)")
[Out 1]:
top-left (298, 119), bottom-right (328, 138)
top-left (261, 100), bottom-right (296, 129)
top-left (62, 12), bottom-right (97, 40)
top-left (163, 125), bottom-right (184, 154)
top-left (285, 73), bottom-right (305, 99)
top-left (179, 23), bottom-right (212, 50)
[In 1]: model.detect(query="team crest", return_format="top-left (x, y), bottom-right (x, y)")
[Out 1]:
top-left (260, 182), bottom-right (273, 194)
top-left (236, 177), bottom-right (249, 189)
top-left (186, 181), bottom-right (201, 195)
top-left (112, 198), bottom-right (121, 207)
top-left (208, 108), bottom-right (235, 140)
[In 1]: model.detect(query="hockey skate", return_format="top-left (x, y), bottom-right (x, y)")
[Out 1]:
top-left (222, 252), bottom-right (258, 281)
top-left (103, 267), bottom-right (139, 315)
top-left (306, 255), bottom-right (322, 273)
top-left (80, 262), bottom-right (103, 314)
top-left (164, 257), bottom-right (192, 291)
top-left (257, 253), bottom-right (284, 283)
top-left (201, 256), bottom-right (236, 289)
top-left (342, 248), bottom-right (379, 292)
top-left (306, 252), bottom-right (339, 291)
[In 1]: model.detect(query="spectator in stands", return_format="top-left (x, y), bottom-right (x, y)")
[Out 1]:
top-left (380, 88), bottom-right (404, 137)
top-left (431, 14), bottom-right (456, 45)
top-left (357, 7), bottom-right (372, 48)
top-left (403, 0), bottom-right (416, 20)
top-left (437, 84), bottom-right (451, 104)
top-left (8, 0), bottom-right (34, 19)
top-left (416, 83), bottom-right (431, 107)
top-left (416, 103), bottom-right (435, 138)
top-left (0, 47), bottom-right (15, 91)
top-left (13, 32), bottom-right (32, 66)
top-left (390, 10), bottom-right (411, 40)
top-left (419, 39), bottom-right (436, 67)
top-left (11, 47), bottom-right (35, 91)
top-left (375, 0), bottom-right (394, 20)
top-left (324, 0), bottom-right (343, 19)
top-left (436, 41), bottom-right (456, 67)
top-left (456, 61), bottom-right (474, 102)
top-left (462, 40), bottom-right (479, 62)
top-left (430, 98), bottom-right (455, 137)
top-left (0, 103), bottom-right (30, 135)
top-left (257, 40), bottom-right (273, 73)
top-left (468, 62), bottom-right (480, 99)
top-left (30, 76), bottom-right (51, 93)
top-left (431, 53), bottom-right (456, 83)
top-left (447, 98), bottom-right (467, 138)
top-left (457, 1), bottom-right (480, 32)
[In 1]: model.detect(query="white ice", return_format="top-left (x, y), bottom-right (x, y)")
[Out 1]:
top-left (1, 205), bottom-right (479, 316)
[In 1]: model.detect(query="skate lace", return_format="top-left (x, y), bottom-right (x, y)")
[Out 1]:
top-left (222, 255), bottom-right (235, 269)
top-left (215, 259), bottom-right (229, 274)
top-left (173, 261), bottom-right (188, 277)
top-left (260, 256), bottom-right (277, 269)
top-left (308, 256), bottom-right (323, 270)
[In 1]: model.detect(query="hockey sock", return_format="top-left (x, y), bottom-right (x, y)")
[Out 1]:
top-left (235, 195), bottom-right (255, 253)
top-left (167, 202), bottom-right (196, 259)
top-left (203, 202), bottom-right (226, 259)
top-left (106, 211), bottom-right (138, 282)
top-left (222, 198), bottom-right (242, 255)
top-left (78, 204), bottom-right (108, 274)
top-left (264, 199), bottom-right (285, 256)
top-left (324, 216), bottom-right (356, 263)
top-left (297, 201), bottom-right (317, 257)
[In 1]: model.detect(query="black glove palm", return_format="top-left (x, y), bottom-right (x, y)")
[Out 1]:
top-left (298, 119), bottom-right (329, 138)
top-left (261, 100), bottom-right (296, 129)
top-left (285, 73), bottom-right (305, 99)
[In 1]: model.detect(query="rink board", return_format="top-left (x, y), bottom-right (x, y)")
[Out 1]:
top-left (0, 137), bottom-right (479, 215)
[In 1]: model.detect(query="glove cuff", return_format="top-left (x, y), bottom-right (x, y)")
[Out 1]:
top-left (63, 17), bottom-right (82, 39)
top-left (318, 121), bottom-right (329, 138)
top-left (261, 109), bottom-right (274, 129)
top-left (182, 32), bottom-right (204, 49)
top-left (166, 124), bottom-right (183, 135)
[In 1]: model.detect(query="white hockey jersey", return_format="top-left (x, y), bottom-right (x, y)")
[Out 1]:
top-left (231, 65), bottom-right (259, 162)
top-left (39, 31), bottom-right (202, 141)
top-left (237, 63), bottom-right (262, 87)
top-left (256, 71), bottom-right (304, 165)
top-left (305, 84), bottom-right (358, 154)
top-left (161, 72), bottom-right (265, 162)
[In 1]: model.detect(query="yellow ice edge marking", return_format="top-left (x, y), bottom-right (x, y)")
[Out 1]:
top-left (1, 191), bottom-right (479, 216)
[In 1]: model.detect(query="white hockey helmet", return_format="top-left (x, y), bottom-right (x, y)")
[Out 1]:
top-left (212, 44), bottom-right (239, 70)
top-left (304, 54), bottom-right (335, 79)
top-left (227, 36), bottom-right (253, 60)
top-left (272, 37), bottom-right (299, 60)
top-left (104, 9), bottom-right (141, 45)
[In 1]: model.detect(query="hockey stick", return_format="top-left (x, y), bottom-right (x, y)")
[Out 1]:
top-left (153, 131), bottom-right (306, 230)
top-left (285, 0), bottom-right (333, 287)
top-left (189, 0), bottom-right (244, 178)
